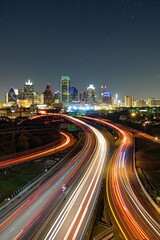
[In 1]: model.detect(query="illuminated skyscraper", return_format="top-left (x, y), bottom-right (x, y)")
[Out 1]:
top-left (100, 85), bottom-right (107, 100)
top-left (54, 90), bottom-right (61, 103)
top-left (125, 96), bottom-right (134, 107)
top-left (79, 91), bottom-right (87, 103)
top-left (43, 84), bottom-right (54, 106)
top-left (60, 76), bottom-right (70, 103)
top-left (70, 86), bottom-right (78, 101)
top-left (24, 79), bottom-right (34, 104)
top-left (6, 87), bottom-right (18, 103)
top-left (87, 84), bottom-right (96, 103)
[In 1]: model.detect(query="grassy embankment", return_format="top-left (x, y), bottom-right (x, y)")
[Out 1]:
top-left (136, 138), bottom-right (160, 205)
top-left (0, 160), bottom-right (51, 203)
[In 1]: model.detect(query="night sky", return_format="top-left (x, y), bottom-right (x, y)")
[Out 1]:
top-left (0, 0), bottom-right (160, 101)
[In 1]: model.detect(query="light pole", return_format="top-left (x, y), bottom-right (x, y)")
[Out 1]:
top-left (130, 112), bottom-right (137, 172)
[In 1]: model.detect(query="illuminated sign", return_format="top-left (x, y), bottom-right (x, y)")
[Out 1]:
top-left (103, 92), bottom-right (111, 98)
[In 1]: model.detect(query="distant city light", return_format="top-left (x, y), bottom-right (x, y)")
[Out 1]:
top-left (67, 104), bottom-right (94, 112)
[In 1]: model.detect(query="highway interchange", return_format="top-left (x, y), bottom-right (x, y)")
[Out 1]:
top-left (82, 116), bottom-right (160, 239)
top-left (0, 115), bottom-right (108, 239)
top-left (0, 114), bottom-right (160, 239)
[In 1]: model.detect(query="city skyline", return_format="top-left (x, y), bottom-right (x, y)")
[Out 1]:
top-left (0, 0), bottom-right (160, 101)
top-left (3, 77), bottom-right (160, 105)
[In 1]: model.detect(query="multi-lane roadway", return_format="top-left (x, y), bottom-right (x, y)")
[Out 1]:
top-left (0, 116), bottom-right (108, 240)
top-left (1, 114), bottom-right (160, 239)
top-left (82, 116), bottom-right (160, 239)
top-left (41, 117), bottom-right (108, 240)
top-left (0, 131), bottom-right (74, 168)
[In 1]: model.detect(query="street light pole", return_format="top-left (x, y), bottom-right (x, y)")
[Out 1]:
top-left (132, 129), bottom-right (135, 172)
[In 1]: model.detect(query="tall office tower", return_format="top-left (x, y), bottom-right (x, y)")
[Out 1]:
top-left (43, 84), bottom-right (54, 106)
top-left (32, 92), bottom-right (42, 105)
top-left (18, 89), bottom-right (24, 100)
top-left (102, 92), bottom-right (112, 105)
top-left (125, 96), bottom-right (134, 107)
top-left (70, 86), bottom-right (78, 101)
top-left (54, 90), bottom-right (61, 103)
top-left (100, 85), bottom-right (107, 100)
top-left (115, 93), bottom-right (118, 104)
top-left (79, 91), bottom-right (87, 102)
top-left (60, 76), bottom-right (70, 103)
top-left (87, 84), bottom-right (96, 103)
top-left (6, 87), bottom-right (18, 103)
top-left (99, 85), bottom-right (112, 104)
top-left (24, 79), bottom-right (34, 104)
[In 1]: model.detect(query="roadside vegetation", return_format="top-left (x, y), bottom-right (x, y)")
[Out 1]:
top-left (135, 138), bottom-right (160, 206)
top-left (0, 161), bottom-right (46, 204)
top-left (0, 117), bottom-right (61, 157)
top-left (0, 116), bottom-right (61, 204)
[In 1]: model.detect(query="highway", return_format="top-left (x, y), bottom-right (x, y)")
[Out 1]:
top-left (2, 113), bottom-right (159, 239)
top-left (0, 131), bottom-right (74, 168)
top-left (0, 116), bottom-right (108, 240)
top-left (81, 116), bottom-right (160, 239)
top-left (41, 117), bottom-right (108, 240)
